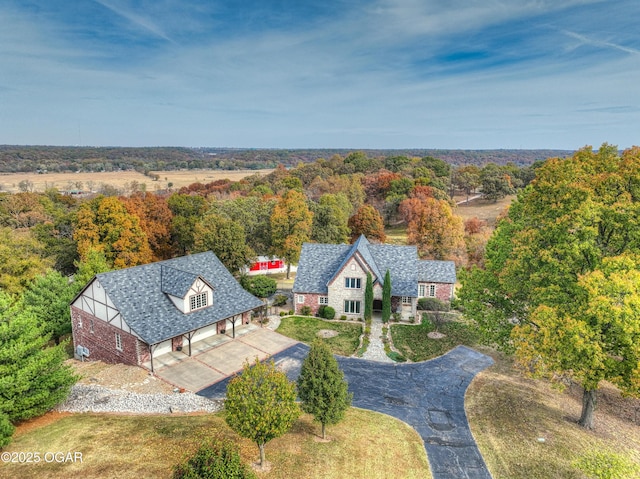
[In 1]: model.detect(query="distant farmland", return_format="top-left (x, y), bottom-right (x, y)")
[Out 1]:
top-left (0, 169), bottom-right (274, 194)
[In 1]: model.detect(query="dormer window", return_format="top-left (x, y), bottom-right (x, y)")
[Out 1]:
top-left (189, 292), bottom-right (208, 311)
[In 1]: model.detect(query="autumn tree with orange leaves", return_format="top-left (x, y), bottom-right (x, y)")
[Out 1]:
top-left (121, 192), bottom-right (173, 260)
top-left (347, 204), bottom-right (386, 243)
top-left (74, 196), bottom-right (153, 269)
top-left (399, 195), bottom-right (465, 264)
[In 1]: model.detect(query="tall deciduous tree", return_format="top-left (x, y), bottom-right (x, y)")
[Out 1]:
top-left (74, 196), bottom-right (152, 268)
top-left (0, 292), bottom-right (76, 426)
top-left (347, 204), bottom-right (386, 243)
top-left (310, 193), bottom-right (351, 245)
top-left (400, 196), bottom-right (466, 263)
top-left (167, 193), bottom-right (207, 255)
top-left (364, 272), bottom-right (373, 321)
top-left (225, 359), bottom-right (300, 467)
top-left (214, 196), bottom-right (276, 254)
top-left (270, 190), bottom-right (313, 279)
top-left (458, 144), bottom-right (640, 429)
top-left (297, 339), bottom-right (352, 440)
top-left (193, 212), bottom-right (255, 274)
top-left (382, 270), bottom-right (391, 323)
top-left (0, 227), bottom-right (52, 294)
top-left (121, 192), bottom-right (173, 260)
top-left (479, 163), bottom-right (516, 202)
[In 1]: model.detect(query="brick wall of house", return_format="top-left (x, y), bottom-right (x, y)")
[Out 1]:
top-left (137, 340), bottom-right (150, 364)
top-left (243, 311), bottom-right (251, 324)
top-left (71, 306), bottom-right (140, 366)
top-left (294, 293), bottom-right (323, 315)
top-left (435, 283), bottom-right (454, 302)
top-left (327, 256), bottom-right (370, 319)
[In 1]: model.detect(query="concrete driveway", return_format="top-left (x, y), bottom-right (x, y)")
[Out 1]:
top-left (199, 343), bottom-right (494, 479)
top-left (154, 328), bottom-right (298, 391)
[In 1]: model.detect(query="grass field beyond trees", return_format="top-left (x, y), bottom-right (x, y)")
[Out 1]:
top-left (0, 410), bottom-right (430, 479)
top-left (276, 316), bottom-right (362, 356)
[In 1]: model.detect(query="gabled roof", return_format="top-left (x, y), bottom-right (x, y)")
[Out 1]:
top-left (327, 235), bottom-right (382, 286)
top-left (417, 260), bottom-right (457, 284)
top-left (91, 252), bottom-right (263, 345)
top-left (161, 265), bottom-right (200, 298)
top-left (293, 235), bottom-right (451, 298)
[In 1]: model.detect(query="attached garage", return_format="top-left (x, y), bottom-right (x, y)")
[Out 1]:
top-left (153, 339), bottom-right (172, 357)
top-left (190, 323), bottom-right (218, 343)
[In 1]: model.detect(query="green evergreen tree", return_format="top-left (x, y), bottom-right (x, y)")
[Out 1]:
top-left (364, 272), bottom-right (373, 321)
top-left (297, 339), bottom-right (352, 439)
top-left (382, 270), bottom-right (392, 323)
top-left (0, 292), bottom-right (76, 425)
top-left (225, 359), bottom-right (300, 467)
top-left (0, 413), bottom-right (14, 449)
top-left (23, 270), bottom-right (76, 345)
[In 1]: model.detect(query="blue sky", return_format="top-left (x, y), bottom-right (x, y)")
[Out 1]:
top-left (1, 0), bottom-right (639, 149)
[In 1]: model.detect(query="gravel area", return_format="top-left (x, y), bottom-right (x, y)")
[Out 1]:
top-left (57, 384), bottom-right (222, 414)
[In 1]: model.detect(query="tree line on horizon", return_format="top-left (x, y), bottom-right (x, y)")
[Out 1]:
top-left (0, 144), bottom-right (572, 173)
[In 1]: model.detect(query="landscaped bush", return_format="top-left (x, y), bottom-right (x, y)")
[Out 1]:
top-left (340, 315), bottom-right (347, 321)
top-left (417, 297), bottom-right (450, 311)
top-left (317, 305), bottom-right (326, 317)
top-left (392, 312), bottom-right (401, 322)
top-left (300, 306), bottom-right (312, 316)
top-left (239, 275), bottom-right (277, 299)
top-left (322, 306), bottom-right (335, 320)
top-left (280, 311), bottom-right (286, 317)
top-left (172, 438), bottom-right (256, 479)
top-left (386, 351), bottom-right (407, 363)
top-left (272, 294), bottom-right (288, 307)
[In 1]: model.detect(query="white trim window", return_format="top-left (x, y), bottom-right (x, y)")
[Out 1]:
top-left (419, 284), bottom-right (437, 297)
top-left (297, 295), bottom-right (305, 304)
top-left (402, 296), bottom-right (412, 305)
top-left (345, 277), bottom-right (361, 289)
top-left (319, 296), bottom-right (329, 305)
top-left (429, 284), bottom-right (436, 297)
top-left (189, 292), bottom-right (208, 311)
top-left (344, 300), bottom-right (361, 314)
top-left (115, 332), bottom-right (123, 351)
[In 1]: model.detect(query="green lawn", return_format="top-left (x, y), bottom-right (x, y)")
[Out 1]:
top-left (1, 410), bottom-right (430, 479)
top-left (390, 314), bottom-right (479, 362)
top-left (276, 316), bottom-right (362, 356)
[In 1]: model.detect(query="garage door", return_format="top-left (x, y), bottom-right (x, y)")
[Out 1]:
top-left (153, 339), bottom-right (172, 357)
top-left (191, 323), bottom-right (218, 343)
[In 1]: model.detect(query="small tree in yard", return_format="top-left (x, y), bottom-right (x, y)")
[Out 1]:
top-left (297, 339), bottom-right (352, 440)
top-left (364, 272), bottom-right (373, 321)
top-left (224, 359), bottom-right (300, 468)
top-left (172, 438), bottom-right (256, 479)
top-left (239, 274), bottom-right (277, 299)
top-left (0, 413), bottom-right (14, 449)
top-left (382, 270), bottom-right (392, 323)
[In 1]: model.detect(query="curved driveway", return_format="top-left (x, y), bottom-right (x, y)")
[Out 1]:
top-left (198, 344), bottom-right (494, 479)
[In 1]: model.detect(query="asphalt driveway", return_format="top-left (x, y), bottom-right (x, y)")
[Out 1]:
top-left (199, 344), bottom-right (495, 479)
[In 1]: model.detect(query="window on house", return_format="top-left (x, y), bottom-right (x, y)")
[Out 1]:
top-left (115, 333), bottom-right (122, 351)
top-left (297, 295), bottom-right (305, 304)
top-left (344, 300), bottom-right (361, 314)
top-left (419, 284), bottom-right (425, 297)
top-left (402, 296), bottom-right (412, 304)
top-left (189, 292), bottom-right (208, 311)
top-left (351, 264), bottom-right (356, 271)
top-left (344, 277), bottom-right (361, 289)
top-left (429, 284), bottom-right (436, 297)
top-left (319, 296), bottom-right (328, 305)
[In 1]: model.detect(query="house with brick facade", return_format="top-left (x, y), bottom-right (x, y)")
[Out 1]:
top-left (70, 251), bottom-right (263, 372)
top-left (292, 235), bottom-right (456, 319)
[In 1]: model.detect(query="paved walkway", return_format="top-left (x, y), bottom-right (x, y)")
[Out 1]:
top-left (199, 343), bottom-right (494, 479)
top-left (361, 313), bottom-right (394, 362)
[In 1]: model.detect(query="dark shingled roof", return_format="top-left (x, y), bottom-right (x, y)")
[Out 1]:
top-left (293, 235), bottom-right (454, 298)
top-left (94, 252), bottom-right (263, 345)
top-left (417, 260), bottom-right (457, 284)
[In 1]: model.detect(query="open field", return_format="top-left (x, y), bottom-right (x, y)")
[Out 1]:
top-left (453, 194), bottom-right (516, 227)
top-left (467, 350), bottom-right (640, 479)
top-left (0, 169), bottom-right (274, 194)
top-left (0, 409), bottom-right (430, 479)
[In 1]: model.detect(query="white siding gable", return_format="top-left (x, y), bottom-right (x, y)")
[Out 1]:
top-left (72, 278), bottom-right (137, 336)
